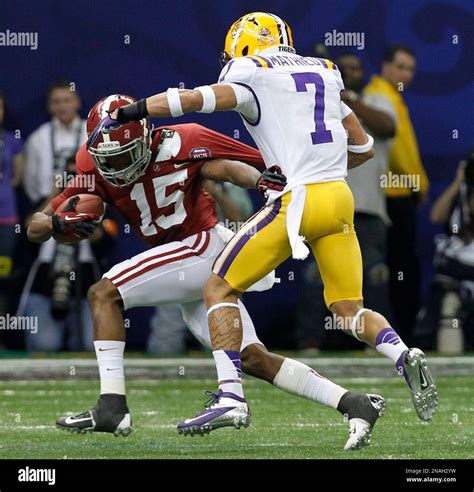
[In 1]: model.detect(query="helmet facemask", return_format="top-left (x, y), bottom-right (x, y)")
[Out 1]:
top-left (220, 50), bottom-right (232, 68)
top-left (89, 131), bottom-right (151, 188)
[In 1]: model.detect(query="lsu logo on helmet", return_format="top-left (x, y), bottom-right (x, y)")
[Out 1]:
top-left (220, 12), bottom-right (294, 67)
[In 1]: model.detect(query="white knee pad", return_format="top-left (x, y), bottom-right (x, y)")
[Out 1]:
top-left (351, 308), bottom-right (370, 341)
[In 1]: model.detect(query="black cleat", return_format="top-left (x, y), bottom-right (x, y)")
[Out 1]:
top-left (56, 394), bottom-right (132, 437)
top-left (337, 392), bottom-right (386, 450)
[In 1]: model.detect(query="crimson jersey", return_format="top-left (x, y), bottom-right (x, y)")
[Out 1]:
top-left (51, 123), bottom-right (264, 247)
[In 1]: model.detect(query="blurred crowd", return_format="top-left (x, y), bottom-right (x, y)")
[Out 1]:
top-left (0, 44), bottom-right (472, 354)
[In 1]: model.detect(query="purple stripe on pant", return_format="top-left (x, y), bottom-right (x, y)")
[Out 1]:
top-left (217, 199), bottom-right (282, 278)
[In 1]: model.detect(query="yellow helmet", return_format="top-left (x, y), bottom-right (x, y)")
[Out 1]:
top-left (220, 12), bottom-right (294, 67)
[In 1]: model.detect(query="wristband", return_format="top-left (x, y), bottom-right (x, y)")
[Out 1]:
top-left (347, 134), bottom-right (374, 153)
top-left (167, 88), bottom-right (184, 117)
top-left (116, 98), bottom-right (148, 123)
top-left (194, 85), bottom-right (217, 113)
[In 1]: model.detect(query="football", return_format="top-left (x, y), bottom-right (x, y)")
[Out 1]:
top-left (53, 194), bottom-right (104, 244)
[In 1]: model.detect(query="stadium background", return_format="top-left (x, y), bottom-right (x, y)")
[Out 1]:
top-left (1, 0), bottom-right (473, 348)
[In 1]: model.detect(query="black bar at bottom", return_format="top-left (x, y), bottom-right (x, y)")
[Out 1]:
top-left (0, 459), bottom-right (472, 488)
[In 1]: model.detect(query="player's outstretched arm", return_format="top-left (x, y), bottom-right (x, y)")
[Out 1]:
top-left (105, 84), bottom-right (238, 128)
top-left (342, 112), bottom-right (375, 170)
top-left (27, 203), bottom-right (54, 243)
top-left (27, 197), bottom-right (99, 243)
top-left (200, 159), bottom-right (261, 189)
top-left (200, 159), bottom-right (287, 198)
top-left (147, 84), bottom-right (237, 116)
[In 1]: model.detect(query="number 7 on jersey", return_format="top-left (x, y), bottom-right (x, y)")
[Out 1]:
top-left (291, 72), bottom-right (333, 145)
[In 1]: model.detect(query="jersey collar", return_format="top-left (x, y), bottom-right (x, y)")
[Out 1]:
top-left (257, 45), bottom-right (297, 56)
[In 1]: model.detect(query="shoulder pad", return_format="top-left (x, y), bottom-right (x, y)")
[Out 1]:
top-left (155, 129), bottom-right (182, 162)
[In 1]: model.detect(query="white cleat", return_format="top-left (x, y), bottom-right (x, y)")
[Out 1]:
top-left (402, 348), bottom-right (439, 421)
top-left (339, 393), bottom-right (386, 451)
top-left (177, 390), bottom-right (251, 437)
top-left (344, 418), bottom-right (373, 451)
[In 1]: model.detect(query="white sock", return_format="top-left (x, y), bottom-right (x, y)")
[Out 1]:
top-left (213, 349), bottom-right (244, 400)
top-left (374, 327), bottom-right (408, 365)
top-left (273, 358), bottom-right (347, 409)
top-left (94, 340), bottom-right (126, 395)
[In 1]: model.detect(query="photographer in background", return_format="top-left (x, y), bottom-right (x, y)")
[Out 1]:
top-left (18, 155), bottom-right (118, 352)
top-left (415, 151), bottom-right (474, 350)
top-left (23, 80), bottom-right (86, 207)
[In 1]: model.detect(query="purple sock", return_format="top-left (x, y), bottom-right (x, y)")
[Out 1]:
top-left (375, 327), bottom-right (408, 369)
top-left (224, 350), bottom-right (242, 377)
top-left (375, 327), bottom-right (401, 347)
top-left (213, 349), bottom-right (244, 399)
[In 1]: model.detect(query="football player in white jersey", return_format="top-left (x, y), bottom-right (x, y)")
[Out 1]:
top-left (93, 12), bottom-right (438, 448)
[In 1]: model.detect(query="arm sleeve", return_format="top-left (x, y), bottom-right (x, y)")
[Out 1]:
top-left (226, 82), bottom-right (259, 123)
top-left (218, 58), bottom-right (259, 123)
top-left (217, 57), bottom-right (256, 85)
top-left (185, 124), bottom-right (265, 167)
top-left (334, 68), bottom-right (352, 119)
top-left (335, 67), bottom-right (345, 91)
top-left (341, 102), bottom-right (353, 119)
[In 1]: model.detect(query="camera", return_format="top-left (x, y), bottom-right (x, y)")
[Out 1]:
top-left (49, 243), bottom-right (77, 320)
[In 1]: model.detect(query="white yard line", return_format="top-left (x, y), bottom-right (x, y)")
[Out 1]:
top-left (0, 356), bottom-right (472, 369)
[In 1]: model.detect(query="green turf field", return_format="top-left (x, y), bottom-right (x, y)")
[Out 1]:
top-left (0, 376), bottom-right (472, 459)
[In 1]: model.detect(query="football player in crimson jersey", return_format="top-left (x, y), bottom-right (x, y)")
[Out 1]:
top-left (29, 94), bottom-right (381, 450)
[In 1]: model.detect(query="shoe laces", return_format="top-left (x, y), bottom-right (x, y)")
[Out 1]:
top-left (203, 390), bottom-right (221, 409)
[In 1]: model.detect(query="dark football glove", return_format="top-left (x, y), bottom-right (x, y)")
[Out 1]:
top-left (256, 165), bottom-right (287, 197)
top-left (52, 196), bottom-right (98, 238)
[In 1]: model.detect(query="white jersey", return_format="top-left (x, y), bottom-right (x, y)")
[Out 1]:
top-left (218, 45), bottom-right (351, 187)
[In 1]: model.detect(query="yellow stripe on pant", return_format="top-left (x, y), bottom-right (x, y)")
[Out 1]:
top-left (213, 181), bottom-right (363, 307)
